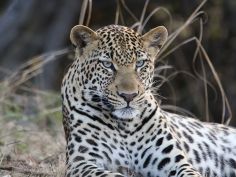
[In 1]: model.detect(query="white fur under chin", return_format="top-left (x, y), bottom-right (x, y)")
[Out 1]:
top-left (112, 108), bottom-right (140, 120)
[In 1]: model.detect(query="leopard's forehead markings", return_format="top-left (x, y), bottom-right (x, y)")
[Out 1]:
top-left (95, 25), bottom-right (145, 65)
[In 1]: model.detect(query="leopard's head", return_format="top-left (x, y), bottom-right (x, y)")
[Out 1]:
top-left (69, 25), bottom-right (168, 120)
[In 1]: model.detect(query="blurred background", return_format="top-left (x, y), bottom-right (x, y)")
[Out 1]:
top-left (1, 0), bottom-right (235, 124)
top-left (0, 0), bottom-right (236, 176)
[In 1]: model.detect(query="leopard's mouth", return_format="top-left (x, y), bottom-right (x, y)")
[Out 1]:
top-left (101, 96), bottom-right (140, 120)
top-left (112, 107), bottom-right (140, 120)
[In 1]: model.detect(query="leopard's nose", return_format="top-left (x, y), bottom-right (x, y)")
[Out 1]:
top-left (117, 92), bottom-right (138, 103)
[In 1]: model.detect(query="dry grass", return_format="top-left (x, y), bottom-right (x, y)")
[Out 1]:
top-left (0, 88), bottom-right (66, 176)
top-left (0, 49), bottom-right (69, 177)
top-left (0, 124), bottom-right (65, 177)
top-left (0, 0), bottom-right (232, 176)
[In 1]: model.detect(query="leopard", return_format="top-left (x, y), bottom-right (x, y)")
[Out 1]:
top-left (61, 24), bottom-right (236, 177)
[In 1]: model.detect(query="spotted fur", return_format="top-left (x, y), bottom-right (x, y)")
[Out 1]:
top-left (61, 25), bottom-right (236, 177)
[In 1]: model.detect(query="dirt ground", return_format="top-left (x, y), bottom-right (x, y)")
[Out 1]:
top-left (0, 119), bottom-right (66, 177)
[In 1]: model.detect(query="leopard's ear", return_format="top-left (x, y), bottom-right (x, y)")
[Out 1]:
top-left (142, 26), bottom-right (168, 58)
top-left (70, 25), bottom-right (98, 49)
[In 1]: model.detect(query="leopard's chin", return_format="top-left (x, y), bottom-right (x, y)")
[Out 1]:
top-left (112, 107), bottom-right (140, 120)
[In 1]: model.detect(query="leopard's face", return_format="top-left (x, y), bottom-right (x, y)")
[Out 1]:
top-left (70, 25), bottom-right (168, 120)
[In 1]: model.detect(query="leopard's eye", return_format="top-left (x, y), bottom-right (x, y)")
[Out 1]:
top-left (101, 61), bottom-right (114, 69)
top-left (136, 60), bottom-right (145, 68)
